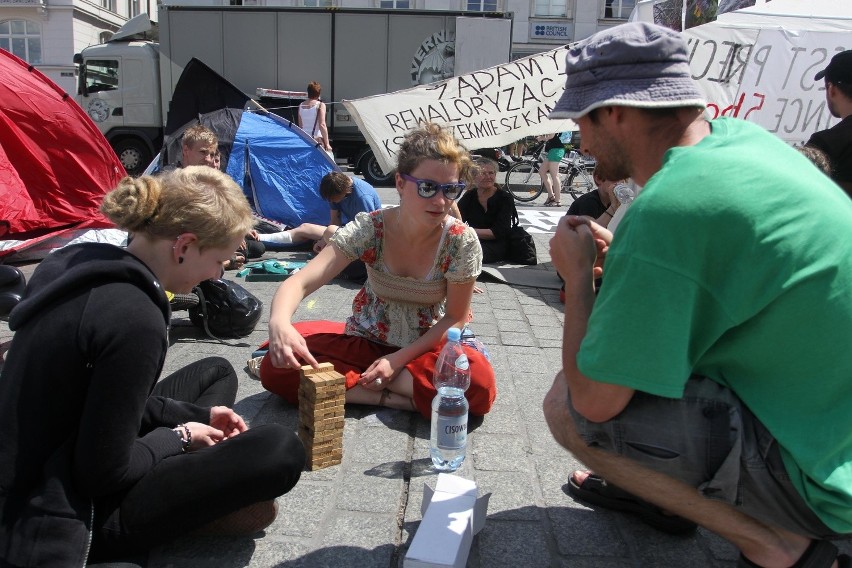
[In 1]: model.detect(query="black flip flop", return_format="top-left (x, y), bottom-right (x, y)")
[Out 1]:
top-left (738, 540), bottom-right (851, 568)
top-left (567, 473), bottom-right (697, 536)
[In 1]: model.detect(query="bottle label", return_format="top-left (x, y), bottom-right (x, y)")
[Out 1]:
top-left (454, 353), bottom-right (469, 370)
top-left (437, 414), bottom-right (467, 450)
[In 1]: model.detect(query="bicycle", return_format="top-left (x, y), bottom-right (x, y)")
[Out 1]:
top-left (505, 146), bottom-right (596, 203)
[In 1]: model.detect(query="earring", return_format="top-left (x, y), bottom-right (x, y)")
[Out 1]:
top-left (178, 257), bottom-right (184, 264)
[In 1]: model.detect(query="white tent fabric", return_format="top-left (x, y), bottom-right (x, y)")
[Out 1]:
top-left (719, 0), bottom-right (852, 30)
top-left (631, 0), bottom-right (851, 146)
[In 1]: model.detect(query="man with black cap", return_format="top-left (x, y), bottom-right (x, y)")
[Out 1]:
top-left (806, 50), bottom-right (852, 197)
top-left (543, 21), bottom-right (852, 568)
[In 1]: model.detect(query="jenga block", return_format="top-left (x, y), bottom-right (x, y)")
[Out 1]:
top-left (303, 427), bottom-right (343, 444)
top-left (299, 405), bottom-right (345, 423)
top-left (298, 363), bottom-right (346, 471)
top-left (302, 438), bottom-right (342, 454)
top-left (299, 362), bottom-right (335, 376)
top-left (305, 447), bottom-right (343, 470)
top-left (299, 416), bottom-right (345, 435)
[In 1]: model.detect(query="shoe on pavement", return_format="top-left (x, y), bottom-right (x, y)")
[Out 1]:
top-left (567, 472), bottom-right (697, 536)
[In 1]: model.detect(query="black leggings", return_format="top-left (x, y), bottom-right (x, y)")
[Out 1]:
top-left (92, 357), bottom-right (305, 558)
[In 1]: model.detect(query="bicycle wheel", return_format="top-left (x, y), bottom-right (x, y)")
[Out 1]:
top-left (565, 168), bottom-right (596, 200)
top-left (506, 162), bottom-right (544, 203)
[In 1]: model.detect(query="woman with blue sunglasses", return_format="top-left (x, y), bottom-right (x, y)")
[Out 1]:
top-left (260, 123), bottom-right (496, 418)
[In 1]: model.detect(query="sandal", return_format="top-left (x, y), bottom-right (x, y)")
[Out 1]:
top-left (543, 196), bottom-right (555, 206)
top-left (738, 540), bottom-right (851, 568)
top-left (223, 253), bottom-right (246, 271)
top-left (567, 472), bottom-right (697, 535)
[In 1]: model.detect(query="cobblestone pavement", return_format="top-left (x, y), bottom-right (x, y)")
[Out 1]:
top-left (2, 187), bottom-right (848, 567)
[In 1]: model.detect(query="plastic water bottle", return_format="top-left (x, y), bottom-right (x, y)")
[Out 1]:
top-left (614, 182), bottom-right (635, 205)
top-left (430, 327), bottom-right (471, 471)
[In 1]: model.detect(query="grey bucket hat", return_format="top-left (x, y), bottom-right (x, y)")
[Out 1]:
top-left (550, 22), bottom-right (707, 120)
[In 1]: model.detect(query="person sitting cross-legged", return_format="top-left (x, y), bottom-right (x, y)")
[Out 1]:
top-left (258, 123), bottom-right (496, 418)
top-left (456, 157), bottom-right (515, 263)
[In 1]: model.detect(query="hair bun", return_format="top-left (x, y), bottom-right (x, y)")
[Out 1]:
top-left (101, 175), bottom-right (163, 233)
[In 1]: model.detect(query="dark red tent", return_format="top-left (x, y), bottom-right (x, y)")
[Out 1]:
top-left (0, 48), bottom-right (124, 259)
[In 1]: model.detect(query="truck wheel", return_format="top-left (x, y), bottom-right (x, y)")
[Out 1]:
top-left (113, 139), bottom-right (152, 176)
top-left (359, 151), bottom-right (395, 186)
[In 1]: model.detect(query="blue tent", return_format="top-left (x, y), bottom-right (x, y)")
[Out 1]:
top-left (159, 59), bottom-right (338, 227)
top-left (225, 110), bottom-right (337, 227)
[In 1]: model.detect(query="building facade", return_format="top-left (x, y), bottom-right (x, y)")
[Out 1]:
top-left (0, 0), bottom-right (156, 93)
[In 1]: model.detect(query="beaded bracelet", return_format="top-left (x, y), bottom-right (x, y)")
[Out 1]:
top-left (174, 424), bottom-right (192, 453)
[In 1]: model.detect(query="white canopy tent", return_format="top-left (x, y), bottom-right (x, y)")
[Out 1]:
top-left (633, 0), bottom-right (851, 145)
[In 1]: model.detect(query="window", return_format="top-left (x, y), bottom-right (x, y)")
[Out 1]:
top-left (466, 0), bottom-right (498, 10)
top-left (604, 0), bottom-right (635, 19)
top-left (99, 0), bottom-right (116, 12)
top-left (84, 59), bottom-right (119, 93)
top-left (127, 0), bottom-right (139, 17)
top-left (377, 0), bottom-right (409, 7)
top-left (534, 0), bottom-right (568, 18)
top-left (303, 0), bottom-right (335, 6)
top-left (0, 20), bottom-right (42, 64)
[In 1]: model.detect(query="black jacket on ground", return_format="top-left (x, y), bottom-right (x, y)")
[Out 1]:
top-left (0, 244), bottom-right (209, 567)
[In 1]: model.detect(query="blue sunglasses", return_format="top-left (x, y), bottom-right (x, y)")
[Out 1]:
top-left (400, 173), bottom-right (466, 200)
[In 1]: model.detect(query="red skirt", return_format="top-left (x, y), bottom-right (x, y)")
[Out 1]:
top-left (259, 320), bottom-right (496, 419)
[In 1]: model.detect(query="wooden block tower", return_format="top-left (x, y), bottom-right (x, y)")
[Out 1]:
top-left (298, 362), bottom-right (346, 470)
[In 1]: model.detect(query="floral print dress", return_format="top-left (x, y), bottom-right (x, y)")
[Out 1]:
top-left (330, 208), bottom-right (482, 348)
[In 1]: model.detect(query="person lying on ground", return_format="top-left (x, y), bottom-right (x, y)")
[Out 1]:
top-left (0, 167), bottom-right (305, 566)
top-left (258, 123), bottom-right (496, 418)
top-left (543, 22), bottom-right (852, 568)
top-left (260, 171), bottom-right (383, 282)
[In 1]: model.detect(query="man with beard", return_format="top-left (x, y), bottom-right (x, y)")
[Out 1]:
top-left (806, 50), bottom-right (852, 198)
top-left (543, 22), bottom-right (852, 568)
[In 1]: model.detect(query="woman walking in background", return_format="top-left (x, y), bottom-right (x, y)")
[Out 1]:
top-left (539, 132), bottom-right (566, 206)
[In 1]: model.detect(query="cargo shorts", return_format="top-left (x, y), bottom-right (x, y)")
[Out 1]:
top-left (567, 375), bottom-right (840, 539)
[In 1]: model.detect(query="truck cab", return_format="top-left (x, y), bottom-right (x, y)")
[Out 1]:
top-left (74, 15), bottom-right (163, 175)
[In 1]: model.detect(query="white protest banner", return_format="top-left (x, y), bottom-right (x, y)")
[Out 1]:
top-left (343, 47), bottom-right (577, 175)
top-left (684, 25), bottom-right (847, 145)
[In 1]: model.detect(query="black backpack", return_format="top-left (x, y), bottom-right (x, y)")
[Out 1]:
top-left (506, 204), bottom-right (538, 265)
top-left (189, 278), bottom-right (263, 338)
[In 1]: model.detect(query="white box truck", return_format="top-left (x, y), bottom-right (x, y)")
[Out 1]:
top-left (74, 6), bottom-right (513, 182)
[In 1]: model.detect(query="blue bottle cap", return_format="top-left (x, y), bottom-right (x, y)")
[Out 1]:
top-left (447, 327), bottom-right (461, 342)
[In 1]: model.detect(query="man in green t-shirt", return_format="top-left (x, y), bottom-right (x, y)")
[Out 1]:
top-left (544, 22), bottom-right (852, 568)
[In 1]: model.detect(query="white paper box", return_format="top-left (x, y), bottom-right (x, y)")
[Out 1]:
top-left (404, 473), bottom-right (491, 568)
